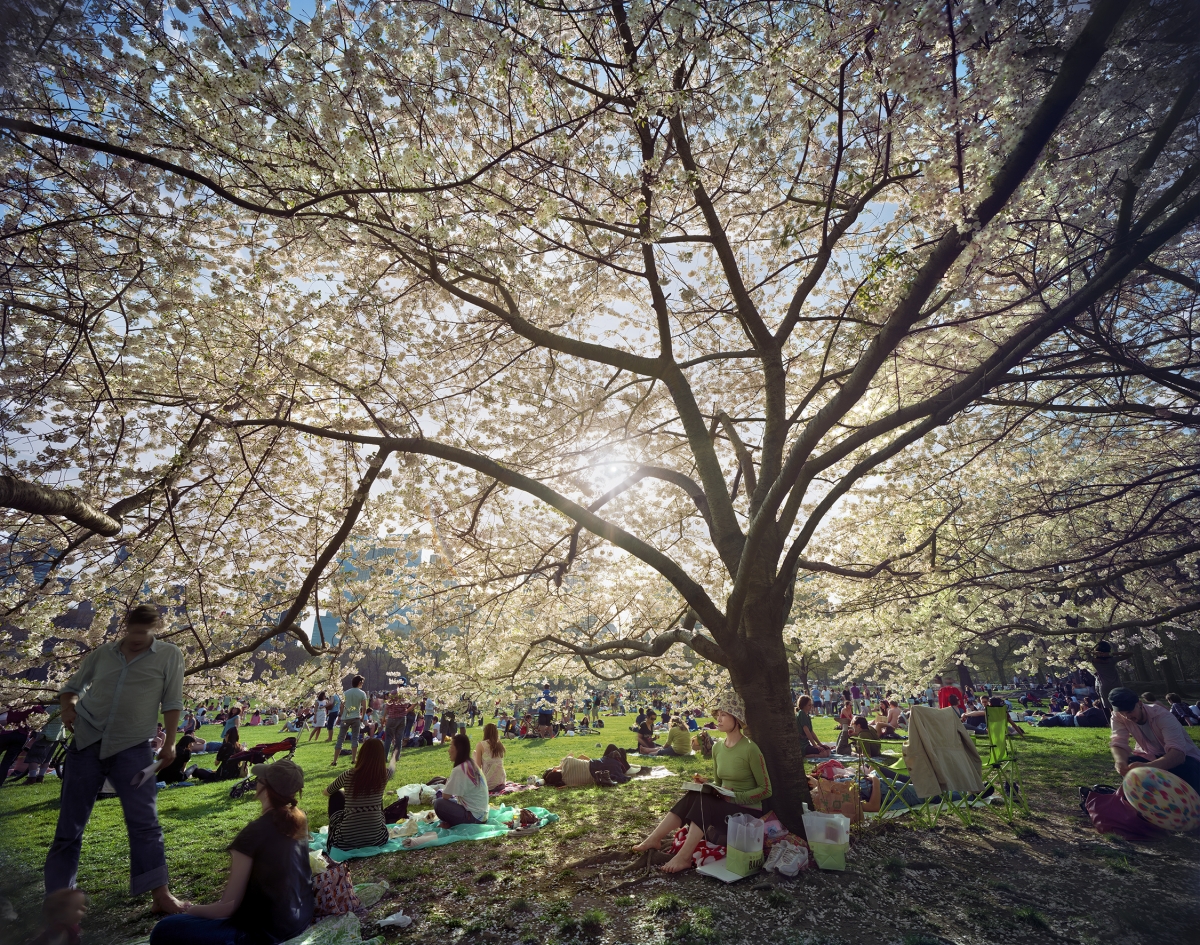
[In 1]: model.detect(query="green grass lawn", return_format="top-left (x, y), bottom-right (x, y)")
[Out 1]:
top-left (1, 713), bottom-right (1198, 945)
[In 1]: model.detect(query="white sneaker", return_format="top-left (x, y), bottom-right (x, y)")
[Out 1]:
top-left (763, 841), bottom-right (787, 873)
top-left (775, 841), bottom-right (808, 877)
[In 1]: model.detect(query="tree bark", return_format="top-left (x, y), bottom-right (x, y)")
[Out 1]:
top-left (1131, 647), bottom-right (1154, 685)
top-left (728, 599), bottom-right (813, 835)
top-left (1160, 651), bottom-right (1182, 694)
top-left (0, 475), bottom-right (121, 536)
top-left (956, 662), bottom-right (974, 692)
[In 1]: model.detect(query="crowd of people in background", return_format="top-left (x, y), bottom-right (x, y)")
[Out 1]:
top-left (2, 603), bottom-right (1198, 942)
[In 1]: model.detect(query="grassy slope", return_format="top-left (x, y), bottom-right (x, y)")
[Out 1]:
top-left (1, 714), bottom-right (1198, 945)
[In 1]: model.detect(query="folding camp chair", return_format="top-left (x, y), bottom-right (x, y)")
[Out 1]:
top-left (973, 706), bottom-right (1029, 821)
top-left (846, 738), bottom-right (935, 825)
top-left (894, 705), bottom-right (984, 826)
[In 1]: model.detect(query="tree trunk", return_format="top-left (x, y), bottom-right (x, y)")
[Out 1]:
top-left (1131, 646), bottom-right (1154, 686)
top-left (956, 662), bottom-right (974, 692)
top-left (1160, 650), bottom-right (1182, 694)
top-left (728, 601), bottom-right (812, 837)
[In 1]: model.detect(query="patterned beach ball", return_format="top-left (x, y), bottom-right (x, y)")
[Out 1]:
top-left (1122, 766), bottom-right (1200, 832)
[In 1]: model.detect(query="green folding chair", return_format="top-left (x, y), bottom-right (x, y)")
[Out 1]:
top-left (974, 705), bottom-right (1029, 821)
top-left (849, 737), bottom-right (946, 827)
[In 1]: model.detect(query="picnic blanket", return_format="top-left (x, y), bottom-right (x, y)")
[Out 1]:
top-left (489, 780), bottom-right (538, 795)
top-left (310, 805), bottom-right (558, 862)
top-left (630, 765), bottom-right (675, 779)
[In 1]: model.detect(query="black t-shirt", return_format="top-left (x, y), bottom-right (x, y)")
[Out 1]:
top-left (1075, 706), bottom-right (1107, 727)
top-left (228, 814), bottom-right (315, 944)
top-left (215, 743), bottom-right (243, 780)
top-left (159, 744), bottom-right (192, 783)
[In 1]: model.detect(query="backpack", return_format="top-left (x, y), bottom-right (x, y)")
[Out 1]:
top-left (697, 731), bottom-right (715, 758)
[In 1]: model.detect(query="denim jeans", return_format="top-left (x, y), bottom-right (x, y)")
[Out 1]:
top-left (433, 797), bottom-right (482, 827)
top-left (149, 915), bottom-right (254, 945)
top-left (383, 718), bottom-right (405, 761)
top-left (45, 740), bottom-right (168, 895)
top-left (334, 717), bottom-right (361, 756)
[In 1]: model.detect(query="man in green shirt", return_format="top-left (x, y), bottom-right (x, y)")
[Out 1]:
top-left (332, 675), bottom-right (368, 765)
top-left (46, 604), bottom-right (186, 913)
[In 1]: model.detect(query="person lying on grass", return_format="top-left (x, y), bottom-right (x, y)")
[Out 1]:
top-left (631, 693), bottom-right (771, 873)
top-left (961, 697), bottom-right (1028, 735)
top-left (150, 760), bottom-right (313, 945)
top-left (543, 745), bottom-right (633, 787)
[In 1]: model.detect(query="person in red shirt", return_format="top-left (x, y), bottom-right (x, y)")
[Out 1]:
top-left (383, 690), bottom-right (411, 768)
top-left (935, 676), bottom-right (965, 711)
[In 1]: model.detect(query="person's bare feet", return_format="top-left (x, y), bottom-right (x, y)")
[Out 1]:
top-left (660, 852), bottom-right (693, 873)
top-left (631, 839), bottom-right (661, 853)
top-left (150, 889), bottom-right (186, 915)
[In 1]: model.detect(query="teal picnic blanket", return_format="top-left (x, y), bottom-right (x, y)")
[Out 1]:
top-left (310, 805), bottom-right (558, 862)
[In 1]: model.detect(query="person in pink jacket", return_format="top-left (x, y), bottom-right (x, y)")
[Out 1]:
top-left (1108, 688), bottom-right (1200, 795)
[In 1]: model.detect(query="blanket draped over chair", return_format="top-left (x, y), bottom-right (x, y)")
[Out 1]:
top-left (902, 705), bottom-right (984, 798)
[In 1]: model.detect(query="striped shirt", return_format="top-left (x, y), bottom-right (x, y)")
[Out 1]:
top-left (328, 769), bottom-right (388, 851)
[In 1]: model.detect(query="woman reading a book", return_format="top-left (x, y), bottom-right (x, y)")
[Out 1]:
top-left (631, 692), bottom-right (771, 873)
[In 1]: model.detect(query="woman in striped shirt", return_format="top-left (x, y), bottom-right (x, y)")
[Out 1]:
top-left (324, 738), bottom-right (388, 851)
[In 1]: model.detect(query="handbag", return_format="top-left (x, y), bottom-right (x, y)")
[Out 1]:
top-left (1084, 786), bottom-right (1165, 841)
top-left (383, 796), bottom-right (409, 823)
top-left (312, 857), bottom-right (364, 918)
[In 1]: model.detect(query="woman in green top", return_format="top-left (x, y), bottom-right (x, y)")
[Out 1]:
top-left (632, 692), bottom-right (771, 873)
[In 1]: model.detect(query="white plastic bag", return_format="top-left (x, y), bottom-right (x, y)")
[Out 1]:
top-left (397, 783), bottom-right (440, 806)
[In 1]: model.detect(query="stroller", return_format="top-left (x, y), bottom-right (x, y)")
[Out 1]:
top-left (228, 737), bottom-right (298, 799)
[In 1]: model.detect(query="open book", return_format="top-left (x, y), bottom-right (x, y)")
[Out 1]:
top-left (684, 780), bottom-right (736, 798)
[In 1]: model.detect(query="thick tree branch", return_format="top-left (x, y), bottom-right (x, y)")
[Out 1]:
top-left (730, 0), bottom-right (1135, 630)
top-left (0, 476), bottom-right (121, 535)
top-left (515, 625), bottom-right (728, 673)
top-left (184, 448), bottom-right (391, 675)
top-left (205, 416), bottom-right (729, 634)
top-left (0, 115), bottom-right (575, 217)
